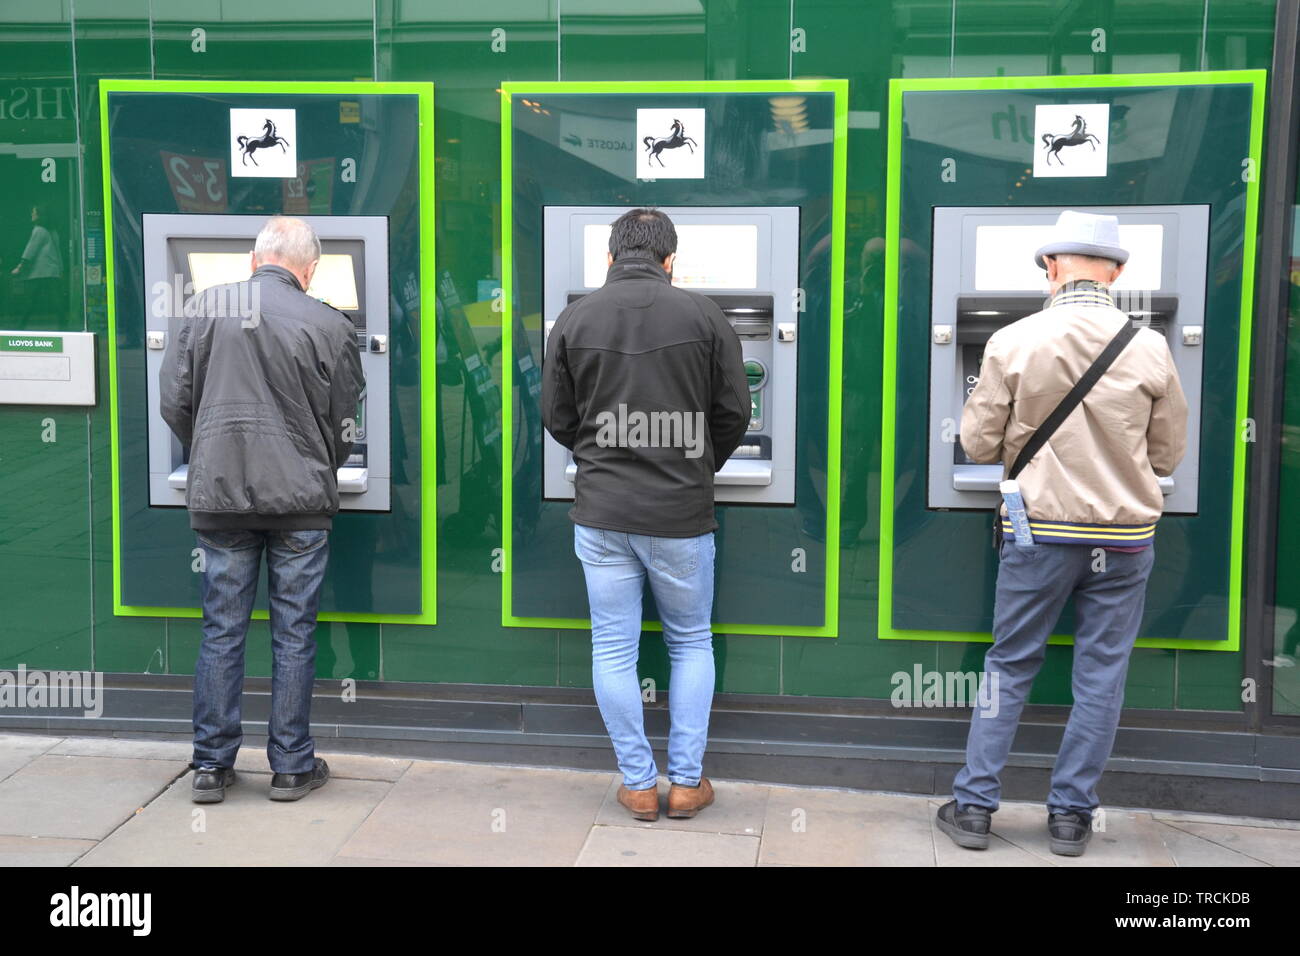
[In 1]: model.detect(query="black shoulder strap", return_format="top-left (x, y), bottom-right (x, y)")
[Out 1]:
top-left (1007, 320), bottom-right (1140, 481)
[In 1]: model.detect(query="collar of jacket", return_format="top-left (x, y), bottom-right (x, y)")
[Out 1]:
top-left (1050, 279), bottom-right (1114, 310)
top-left (604, 255), bottom-right (672, 285)
top-left (252, 263), bottom-right (305, 292)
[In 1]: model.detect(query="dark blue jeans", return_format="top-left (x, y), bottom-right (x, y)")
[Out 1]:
top-left (952, 540), bottom-right (1155, 816)
top-left (192, 528), bottom-right (329, 775)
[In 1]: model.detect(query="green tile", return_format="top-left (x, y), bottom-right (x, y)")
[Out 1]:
top-left (559, 630), bottom-right (781, 696)
top-left (1176, 649), bottom-right (1246, 712)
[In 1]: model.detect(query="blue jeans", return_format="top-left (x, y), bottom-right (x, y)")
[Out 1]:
top-left (952, 540), bottom-right (1155, 816)
top-left (574, 524), bottom-right (717, 789)
top-left (192, 528), bottom-right (330, 775)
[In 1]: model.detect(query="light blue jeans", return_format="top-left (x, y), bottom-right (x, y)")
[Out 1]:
top-left (574, 523), bottom-right (717, 789)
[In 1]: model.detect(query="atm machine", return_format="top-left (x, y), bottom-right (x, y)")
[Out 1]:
top-left (926, 205), bottom-right (1207, 515)
top-left (141, 214), bottom-right (391, 511)
top-left (540, 205), bottom-right (800, 505)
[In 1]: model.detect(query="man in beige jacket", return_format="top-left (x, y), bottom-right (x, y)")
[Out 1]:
top-left (936, 211), bottom-right (1188, 857)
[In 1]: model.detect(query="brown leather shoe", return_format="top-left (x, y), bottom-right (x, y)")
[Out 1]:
top-left (667, 778), bottom-right (715, 818)
top-left (617, 784), bottom-right (660, 821)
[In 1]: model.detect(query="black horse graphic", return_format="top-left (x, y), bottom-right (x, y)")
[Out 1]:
top-left (236, 118), bottom-right (291, 167)
top-left (643, 119), bottom-right (698, 167)
top-left (1041, 115), bottom-right (1101, 166)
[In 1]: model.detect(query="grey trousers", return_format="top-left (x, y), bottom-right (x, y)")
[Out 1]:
top-left (952, 539), bottom-right (1155, 816)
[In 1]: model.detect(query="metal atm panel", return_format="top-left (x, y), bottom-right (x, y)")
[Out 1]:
top-left (540, 205), bottom-right (800, 505)
top-left (142, 213), bottom-right (391, 512)
top-left (926, 205), bottom-right (1207, 515)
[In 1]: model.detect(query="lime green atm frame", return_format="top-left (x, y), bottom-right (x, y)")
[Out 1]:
top-left (500, 80), bottom-right (848, 637)
top-left (880, 71), bottom-right (1266, 651)
top-left (101, 80), bottom-right (438, 625)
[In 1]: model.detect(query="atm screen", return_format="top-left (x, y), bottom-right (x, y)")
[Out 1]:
top-left (186, 251), bottom-right (361, 311)
top-left (972, 223), bottom-right (1165, 291)
top-left (582, 223), bottom-right (760, 290)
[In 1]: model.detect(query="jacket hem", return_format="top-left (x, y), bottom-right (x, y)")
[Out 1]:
top-left (190, 511), bottom-right (334, 531)
top-left (568, 512), bottom-right (718, 539)
top-left (1000, 517), bottom-right (1155, 547)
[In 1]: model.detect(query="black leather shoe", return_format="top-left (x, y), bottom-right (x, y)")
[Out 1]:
top-left (1048, 810), bottom-right (1092, 856)
top-left (269, 757), bottom-right (330, 802)
top-left (191, 766), bottom-right (236, 804)
top-left (936, 799), bottom-right (992, 849)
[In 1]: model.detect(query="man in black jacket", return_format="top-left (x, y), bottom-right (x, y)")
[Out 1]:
top-left (542, 208), bottom-right (750, 821)
top-left (160, 216), bottom-right (364, 804)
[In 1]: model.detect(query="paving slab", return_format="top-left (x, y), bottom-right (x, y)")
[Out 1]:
top-left (989, 804), bottom-right (1176, 866)
top-left (0, 754), bottom-right (182, 840)
top-left (926, 799), bottom-right (1051, 866)
top-left (576, 825), bottom-right (759, 866)
top-left (593, 777), bottom-right (769, 836)
top-left (0, 733), bottom-right (63, 783)
top-left (758, 788), bottom-right (936, 866)
top-left (1154, 822), bottom-right (1268, 867)
top-left (233, 748), bottom-right (411, 782)
top-left (1151, 809), bottom-right (1300, 831)
top-left (328, 855), bottom-right (425, 867)
top-left (50, 737), bottom-right (191, 762)
top-left (336, 761), bottom-right (612, 866)
top-left (76, 772), bottom-right (390, 866)
top-left (0, 834), bottom-right (97, 867)
top-left (1157, 820), bottom-right (1300, 866)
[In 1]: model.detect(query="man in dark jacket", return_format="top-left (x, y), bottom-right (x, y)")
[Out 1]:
top-left (542, 208), bottom-right (750, 822)
top-left (160, 216), bottom-right (364, 804)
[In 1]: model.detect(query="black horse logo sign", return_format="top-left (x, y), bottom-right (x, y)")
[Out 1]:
top-left (1040, 114), bottom-right (1102, 166)
top-left (643, 119), bottom-right (698, 168)
top-left (236, 118), bottom-right (291, 167)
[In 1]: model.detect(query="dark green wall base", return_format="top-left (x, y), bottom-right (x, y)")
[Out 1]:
top-left (4, 675), bottom-right (1298, 819)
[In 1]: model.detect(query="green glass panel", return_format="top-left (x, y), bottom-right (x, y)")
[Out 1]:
top-left (0, 5), bottom-right (91, 671)
top-left (75, 1), bottom-right (167, 674)
top-left (150, 1), bottom-right (375, 81)
top-left (559, 3), bottom-right (707, 82)
top-left (781, 0), bottom-right (954, 697)
top-left (952, 0), bottom-right (1206, 77)
top-left (375, 0), bottom-right (560, 685)
top-left (0, 1), bottom-right (1276, 716)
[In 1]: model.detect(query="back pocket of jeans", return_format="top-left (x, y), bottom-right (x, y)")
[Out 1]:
top-left (279, 529), bottom-right (328, 554)
top-left (574, 527), bottom-right (607, 563)
top-left (651, 536), bottom-right (699, 578)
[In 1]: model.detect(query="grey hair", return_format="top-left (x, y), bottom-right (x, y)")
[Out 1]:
top-left (1052, 252), bottom-right (1121, 270)
top-left (254, 216), bottom-right (320, 269)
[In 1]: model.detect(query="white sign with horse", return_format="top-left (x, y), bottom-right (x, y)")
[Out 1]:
top-left (636, 108), bottom-right (705, 180)
top-left (1033, 103), bottom-right (1108, 178)
top-left (230, 108), bottom-right (297, 178)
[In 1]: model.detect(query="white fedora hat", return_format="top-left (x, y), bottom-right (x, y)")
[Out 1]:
top-left (1034, 210), bottom-right (1130, 270)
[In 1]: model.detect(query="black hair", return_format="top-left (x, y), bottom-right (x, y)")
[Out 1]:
top-left (608, 208), bottom-right (677, 262)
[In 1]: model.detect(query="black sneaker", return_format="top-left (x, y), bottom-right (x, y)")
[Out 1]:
top-left (191, 766), bottom-right (236, 804)
top-left (936, 799), bottom-right (991, 849)
top-left (1048, 810), bottom-right (1093, 856)
top-left (268, 757), bottom-right (330, 802)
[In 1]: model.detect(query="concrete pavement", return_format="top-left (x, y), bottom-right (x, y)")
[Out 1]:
top-left (0, 732), bottom-right (1295, 866)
